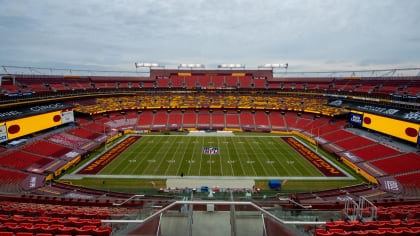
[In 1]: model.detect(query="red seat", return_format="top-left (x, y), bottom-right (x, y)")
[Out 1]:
top-left (316, 229), bottom-right (334, 236)
top-left (93, 226), bottom-right (111, 236)
top-left (59, 227), bottom-right (77, 235)
top-left (16, 233), bottom-right (33, 236)
top-left (81, 225), bottom-right (97, 230)
top-left (35, 234), bottom-right (53, 236)
top-left (0, 232), bottom-right (13, 236)
top-left (74, 228), bottom-right (93, 235)
top-left (365, 230), bottom-right (386, 236)
top-left (351, 231), bottom-right (368, 236)
top-left (19, 223), bottom-right (33, 228)
top-left (329, 229), bottom-right (351, 236)
top-left (354, 222), bottom-right (369, 231)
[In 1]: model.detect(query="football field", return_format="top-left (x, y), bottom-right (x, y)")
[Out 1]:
top-left (77, 135), bottom-right (349, 178)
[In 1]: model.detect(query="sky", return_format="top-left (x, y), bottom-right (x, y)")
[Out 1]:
top-left (0, 0), bottom-right (420, 73)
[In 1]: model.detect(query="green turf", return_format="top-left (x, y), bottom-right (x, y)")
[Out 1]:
top-left (99, 136), bottom-right (325, 177)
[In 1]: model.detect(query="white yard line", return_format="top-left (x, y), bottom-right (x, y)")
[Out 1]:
top-left (127, 136), bottom-right (162, 175)
top-left (246, 137), bottom-right (270, 175)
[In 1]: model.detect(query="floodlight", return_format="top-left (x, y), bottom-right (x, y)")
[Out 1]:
top-left (217, 64), bottom-right (245, 68)
top-left (178, 64), bottom-right (205, 68)
top-left (135, 62), bottom-right (161, 68)
top-left (258, 63), bottom-right (288, 69)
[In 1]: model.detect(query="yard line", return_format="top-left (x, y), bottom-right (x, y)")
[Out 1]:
top-left (267, 138), bottom-right (294, 176)
top-left (102, 136), bottom-right (153, 174)
top-left (275, 137), bottom-right (321, 176)
top-left (173, 137), bottom-right (192, 176)
top-left (245, 137), bottom-right (270, 176)
top-left (126, 136), bottom-right (164, 175)
top-left (153, 136), bottom-right (181, 176)
top-left (217, 137), bottom-right (223, 176)
top-left (227, 137), bottom-right (246, 176)
top-left (251, 137), bottom-right (280, 176)
top-left (186, 137), bottom-right (199, 175)
top-left (223, 136), bottom-right (235, 176)
top-left (233, 137), bottom-right (257, 176)
top-left (279, 138), bottom-right (323, 176)
top-left (198, 136), bottom-right (204, 176)
top-left (163, 136), bottom-right (186, 176)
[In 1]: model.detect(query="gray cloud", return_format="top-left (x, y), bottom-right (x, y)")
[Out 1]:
top-left (0, 0), bottom-right (419, 72)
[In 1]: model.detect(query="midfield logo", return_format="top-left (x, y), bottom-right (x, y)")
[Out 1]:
top-left (203, 147), bottom-right (219, 155)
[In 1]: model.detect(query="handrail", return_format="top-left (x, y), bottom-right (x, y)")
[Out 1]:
top-left (112, 194), bottom-right (144, 206)
top-left (103, 200), bottom-right (326, 225)
top-left (278, 197), bottom-right (312, 209)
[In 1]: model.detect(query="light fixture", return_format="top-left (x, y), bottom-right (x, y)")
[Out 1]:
top-left (178, 64), bottom-right (205, 68)
top-left (217, 64), bottom-right (245, 68)
top-left (134, 62), bottom-right (161, 68)
top-left (258, 63), bottom-right (288, 69)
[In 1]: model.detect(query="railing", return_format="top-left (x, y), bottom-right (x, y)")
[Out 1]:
top-left (103, 200), bottom-right (325, 225)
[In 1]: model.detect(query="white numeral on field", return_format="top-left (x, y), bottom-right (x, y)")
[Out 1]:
top-left (167, 160), bottom-right (176, 163)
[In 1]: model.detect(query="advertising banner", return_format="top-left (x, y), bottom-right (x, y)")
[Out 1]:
top-left (0, 125), bottom-right (8, 143)
top-left (61, 110), bottom-right (74, 124)
top-left (327, 99), bottom-right (420, 123)
top-left (349, 112), bottom-right (363, 126)
top-left (0, 102), bottom-right (71, 122)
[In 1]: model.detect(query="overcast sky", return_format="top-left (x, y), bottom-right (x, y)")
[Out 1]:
top-left (1, 0), bottom-right (420, 72)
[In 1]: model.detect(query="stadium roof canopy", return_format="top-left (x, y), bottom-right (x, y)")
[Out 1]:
top-left (1, 65), bottom-right (420, 78)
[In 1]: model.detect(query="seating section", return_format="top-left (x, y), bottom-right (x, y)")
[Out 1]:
top-left (396, 173), bottom-right (420, 188)
top-left (67, 127), bottom-right (102, 140)
top-left (226, 113), bottom-right (240, 128)
top-left (82, 122), bottom-right (108, 133)
top-left (321, 130), bottom-right (355, 142)
top-left (269, 112), bottom-right (285, 128)
top-left (0, 217), bottom-right (109, 232)
top-left (211, 113), bottom-right (225, 128)
top-left (105, 118), bottom-right (136, 130)
top-left (310, 123), bottom-right (341, 135)
top-left (371, 153), bottom-right (420, 175)
top-left (239, 112), bottom-right (254, 128)
top-left (318, 221), bottom-right (420, 236)
top-left (183, 112), bottom-right (196, 128)
top-left (0, 151), bottom-right (52, 171)
top-left (351, 144), bottom-right (401, 161)
top-left (0, 169), bottom-right (28, 193)
top-left (20, 140), bottom-right (72, 158)
top-left (334, 136), bottom-right (375, 150)
top-left (212, 76), bottom-right (224, 87)
top-left (197, 112), bottom-right (210, 124)
top-left (137, 111), bottom-right (154, 129)
top-left (254, 112), bottom-right (269, 126)
top-left (153, 111), bottom-right (168, 125)
top-left (167, 112), bottom-right (183, 128)
top-left (71, 94), bottom-right (346, 116)
top-left (293, 118), bottom-right (312, 130)
top-left (47, 133), bottom-right (91, 149)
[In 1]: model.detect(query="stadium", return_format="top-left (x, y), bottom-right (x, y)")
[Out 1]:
top-left (0, 64), bottom-right (419, 236)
